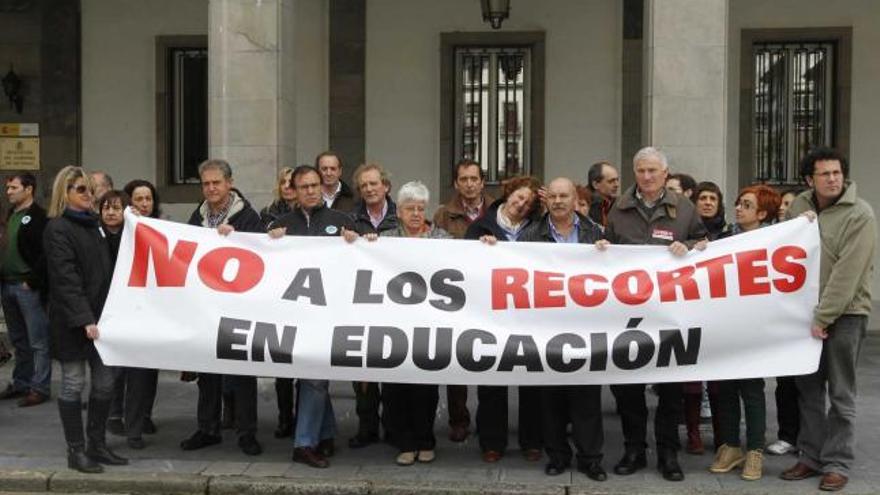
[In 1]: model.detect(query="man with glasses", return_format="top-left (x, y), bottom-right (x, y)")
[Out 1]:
top-left (268, 165), bottom-right (356, 468)
top-left (780, 147), bottom-right (876, 492)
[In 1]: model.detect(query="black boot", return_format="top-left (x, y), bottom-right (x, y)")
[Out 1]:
top-left (657, 449), bottom-right (684, 482)
top-left (58, 399), bottom-right (103, 474)
top-left (85, 398), bottom-right (128, 465)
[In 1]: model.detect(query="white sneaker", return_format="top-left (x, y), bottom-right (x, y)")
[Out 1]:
top-left (766, 440), bottom-right (795, 455)
top-left (700, 401), bottom-right (712, 419)
top-left (700, 388), bottom-right (712, 419)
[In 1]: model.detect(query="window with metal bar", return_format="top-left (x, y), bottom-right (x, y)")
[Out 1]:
top-left (167, 46), bottom-right (208, 185)
top-left (454, 46), bottom-right (530, 183)
top-left (752, 41), bottom-right (834, 184)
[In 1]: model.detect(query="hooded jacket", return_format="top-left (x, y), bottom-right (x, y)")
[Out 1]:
top-left (272, 202), bottom-right (355, 237)
top-left (604, 185), bottom-right (707, 247)
top-left (786, 181), bottom-right (876, 328)
top-left (188, 189), bottom-right (263, 234)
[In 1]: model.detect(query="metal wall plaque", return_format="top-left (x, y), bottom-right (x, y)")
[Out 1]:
top-left (0, 123), bottom-right (40, 170)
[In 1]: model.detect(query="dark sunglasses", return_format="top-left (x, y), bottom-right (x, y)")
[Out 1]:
top-left (68, 184), bottom-right (92, 195)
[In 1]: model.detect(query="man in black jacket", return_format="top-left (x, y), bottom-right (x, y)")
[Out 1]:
top-left (347, 163), bottom-right (397, 449)
top-left (0, 172), bottom-right (51, 407)
top-left (520, 177), bottom-right (607, 481)
top-left (180, 159), bottom-right (263, 456)
top-left (351, 163), bottom-right (398, 235)
top-left (269, 165), bottom-right (355, 469)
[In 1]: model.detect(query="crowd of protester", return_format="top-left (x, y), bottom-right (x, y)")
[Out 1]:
top-left (0, 145), bottom-right (873, 492)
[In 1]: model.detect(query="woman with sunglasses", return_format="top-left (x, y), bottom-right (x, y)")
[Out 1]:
top-left (44, 166), bottom-right (127, 473)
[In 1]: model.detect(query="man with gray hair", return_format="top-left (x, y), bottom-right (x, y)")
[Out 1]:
top-left (180, 159), bottom-right (264, 457)
top-left (600, 147), bottom-right (707, 482)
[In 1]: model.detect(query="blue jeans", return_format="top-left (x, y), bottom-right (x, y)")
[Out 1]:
top-left (59, 354), bottom-right (117, 402)
top-left (1, 282), bottom-right (51, 396)
top-left (294, 379), bottom-right (336, 448)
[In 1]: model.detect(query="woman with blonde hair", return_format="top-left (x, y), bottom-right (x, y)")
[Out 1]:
top-left (260, 166), bottom-right (297, 229)
top-left (45, 166), bottom-right (126, 473)
top-left (257, 166), bottom-right (299, 438)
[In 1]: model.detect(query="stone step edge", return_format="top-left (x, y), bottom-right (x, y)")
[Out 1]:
top-left (0, 469), bottom-right (568, 495)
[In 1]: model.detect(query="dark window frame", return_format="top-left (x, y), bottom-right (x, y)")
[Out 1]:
top-left (155, 35), bottom-right (208, 203)
top-left (739, 27), bottom-right (851, 189)
top-left (440, 31), bottom-right (545, 203)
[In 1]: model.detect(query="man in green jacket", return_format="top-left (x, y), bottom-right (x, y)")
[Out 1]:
top-left (781, 147), bottom-right (876, 492)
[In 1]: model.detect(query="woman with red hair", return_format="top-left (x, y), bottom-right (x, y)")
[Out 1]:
top-left (709, 184), bottom-right (781, 481)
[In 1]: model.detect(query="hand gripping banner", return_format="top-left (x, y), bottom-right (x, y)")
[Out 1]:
top-left (97, 209), bottom-right (821, 385)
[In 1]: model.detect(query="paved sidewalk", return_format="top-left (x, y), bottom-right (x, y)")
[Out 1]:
top-left (0, 334), bottom-right (879, 494)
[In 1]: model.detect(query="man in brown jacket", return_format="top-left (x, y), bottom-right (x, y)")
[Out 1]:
top-left (599, 147), bottom-right (707, 482)
top-left (432, 159), bottom-right (494, 442)
top-left (433, 159), bottom-right (494, 238)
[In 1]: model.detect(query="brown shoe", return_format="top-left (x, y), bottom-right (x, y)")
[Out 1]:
top-left (448, 425), bottom-right (469, 442)
top-left (523, 449), bottom-right (543, 462)
top-left (292, 447), bottom-right (329, 468)
top-left (780, 462), bottom-right (820, 481)
top-left (819, 472), bottom-right (848, 491)
top-left (17, 391), bottom-right (48, 407)
top-left (482, 450), bottom-right (503, 463)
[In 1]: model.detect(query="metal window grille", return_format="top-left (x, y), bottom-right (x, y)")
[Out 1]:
top-left (169, 47), bottom-right (208, 185)
top-left (454, 46), bottom-right (530, 183)
top-left (752, 42), bottom-right (834, 184)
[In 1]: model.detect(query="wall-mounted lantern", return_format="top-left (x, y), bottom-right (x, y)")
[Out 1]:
top-left (2, 66), bottom-right (23, 114)
top-left (481, 0), bottom-right (510, 30)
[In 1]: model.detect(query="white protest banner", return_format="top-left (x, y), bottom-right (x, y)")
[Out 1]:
top-left (96, 209), bottom-right (821, 385)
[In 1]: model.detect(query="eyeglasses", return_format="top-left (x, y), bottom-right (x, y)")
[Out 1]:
top-left (813, 170), bottom-right (843, 180)
top-left (68, 184), bottom-right (92, 195)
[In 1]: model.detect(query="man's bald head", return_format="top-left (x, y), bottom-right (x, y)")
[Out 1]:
top-left (549, 177), bottom-right (576, 194)
top-left (546, 177), bottom-right (578, 223)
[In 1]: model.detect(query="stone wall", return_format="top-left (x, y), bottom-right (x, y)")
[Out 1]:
top-left (0, 0), bottom-right (79, 201)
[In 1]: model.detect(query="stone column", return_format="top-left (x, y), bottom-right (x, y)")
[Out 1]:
top-left (209, 0), bottom-right (296, 210)
top-left (642, 0), bottom-right (728, 185)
